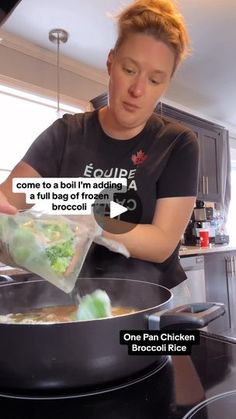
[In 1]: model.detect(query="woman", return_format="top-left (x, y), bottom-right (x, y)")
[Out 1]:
top-left (0, 0), bottom-right (199, 296)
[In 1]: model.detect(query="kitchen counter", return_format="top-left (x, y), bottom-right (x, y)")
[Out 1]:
top-left (1, 243), bottom-right (236, 274)
top-left (179, 244), bottom-right (236, 257)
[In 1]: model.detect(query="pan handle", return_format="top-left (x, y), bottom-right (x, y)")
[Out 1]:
top-left (0, 274), bottom-right (14, 283)
top-left (148, 302), bottom-right (225, 330)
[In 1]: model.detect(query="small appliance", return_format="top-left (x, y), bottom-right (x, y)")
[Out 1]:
top-left (184, 201), bottom-right (216, 246)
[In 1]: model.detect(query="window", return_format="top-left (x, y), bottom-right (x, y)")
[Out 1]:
top-left (0, 84), bottom-right (84, 181)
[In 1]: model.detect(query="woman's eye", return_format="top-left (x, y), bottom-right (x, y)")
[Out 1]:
top-left (150, 79), bottom-right (160, 85)
top-left (123, 67), bottom-right (135, 74)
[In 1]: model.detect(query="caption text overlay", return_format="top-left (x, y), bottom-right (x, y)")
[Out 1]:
top-left (120, 330), bottom-right (200, 355)
top-left (12, 177), bottom-right (127, 215)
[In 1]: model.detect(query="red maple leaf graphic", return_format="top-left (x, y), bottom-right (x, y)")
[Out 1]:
top-left (131, 150), bottom-right (148, 166)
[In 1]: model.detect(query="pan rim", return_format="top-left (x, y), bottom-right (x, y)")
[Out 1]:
top-left (0, 276), bottom-right (173, 325)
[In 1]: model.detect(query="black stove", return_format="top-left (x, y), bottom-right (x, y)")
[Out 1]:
top-left (183, 389), bottom-right (236, 419)
top-left (0, 332), bottom-right (236, 419)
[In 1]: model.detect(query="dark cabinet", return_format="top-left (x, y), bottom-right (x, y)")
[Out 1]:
top-left (155, 103), bottom-right (225, 203)
top-left (198, 127), bottom-right (221, 202)
top-left (204, 251), bottom-right (235, 334)
top-left (183, 123), bottom-right (222, 202)
top-left (224, 251), bottom-right (236, 333)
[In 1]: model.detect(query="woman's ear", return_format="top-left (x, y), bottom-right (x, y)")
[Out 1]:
top-left (107, 49), bottom-right (114, 75)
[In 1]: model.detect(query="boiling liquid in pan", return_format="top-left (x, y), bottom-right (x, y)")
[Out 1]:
top-left (0, 304), bottom-right (136, 324)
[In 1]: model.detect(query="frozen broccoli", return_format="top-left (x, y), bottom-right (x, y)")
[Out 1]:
top-left (77, 289), bottom-right (112, 320)
top-left (45, 239), bottom-right (75, 274)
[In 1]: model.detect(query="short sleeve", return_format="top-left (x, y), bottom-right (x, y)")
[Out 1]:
top-left (156, 130), bottom-right (200, 198)
top-left (22, 116), bottom-right (68, 177)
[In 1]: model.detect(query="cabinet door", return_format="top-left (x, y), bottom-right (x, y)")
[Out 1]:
top-left (199, 127), bottom-right (221, 202)
top-left (178, 121), bottom-right (203, 197)
top-left (182, 125), bottom-right (222, 202)
top-left (225, 251), bottom-right (236, 331)
top-left (204, 252), bottom-right (230, 333)
top-left (155, 104), bottom-right (223, 203)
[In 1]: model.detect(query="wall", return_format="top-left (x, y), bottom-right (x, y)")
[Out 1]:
top-left (1, 30), bottom-right (236, 141)
top-left (1, 29), bottom-right (236, 138)
top-left (0, 31), bottom-right (108, 107)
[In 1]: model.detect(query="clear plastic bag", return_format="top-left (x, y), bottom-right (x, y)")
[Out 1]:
top-left (93, 235), bottom-right (130, 258)
top-left (0, 211), bottom-right (98, 293)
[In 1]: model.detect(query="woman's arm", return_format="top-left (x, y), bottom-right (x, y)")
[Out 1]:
top-left (102, 195), bottom-right (195, 263)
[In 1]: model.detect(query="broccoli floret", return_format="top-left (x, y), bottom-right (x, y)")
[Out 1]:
top-left (41, 223), bottom-right (73, 241)
top-left (45, 239), bottom-right (75, 274)
top-left (51, 257), bottom-right (71, 274)
top-left (0, 215), bottom-right (78, 278)
top-left (77, 290), bottom-right (112, 320)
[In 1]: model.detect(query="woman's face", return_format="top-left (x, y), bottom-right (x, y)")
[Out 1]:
top-left (107, 33), bottom-right (175, 133)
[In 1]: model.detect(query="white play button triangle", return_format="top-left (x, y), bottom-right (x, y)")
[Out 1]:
top-left (110, 201), bottom-right (128, 218)
top-left (93, 189), bottom-right (142, 233)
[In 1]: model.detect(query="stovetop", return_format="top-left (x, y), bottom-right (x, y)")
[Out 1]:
top-left (0, 333), bottom-right (236, 419)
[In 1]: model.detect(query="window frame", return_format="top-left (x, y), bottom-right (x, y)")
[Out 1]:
top-left (0, 76), bottom-right (87, 181)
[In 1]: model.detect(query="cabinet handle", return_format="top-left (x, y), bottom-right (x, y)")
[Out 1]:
top-left (225, 264), bottom-right (232, 329)
top-left (205, 176), bottom-right (209, 194)
top-left (202, 176), bottom-right (205, 194)
top-left (230, 257), bottom-right (235, 276)
top-left (233, 256), bottom-right (236, 277)
top-left (229, 257), bottom-right (232, 276)
top-left (230, 257), bottom-right (234, 276)
top-left (225, 256), bottom-right (232, 276)
top-left (225, 257), bottom-right (229, 275)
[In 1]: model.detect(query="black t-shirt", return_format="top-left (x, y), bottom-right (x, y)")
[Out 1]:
top-left (22, 110), bottom-right (199, 288)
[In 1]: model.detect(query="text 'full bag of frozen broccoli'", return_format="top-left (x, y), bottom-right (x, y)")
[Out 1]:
top-left (0, 211), bottom-right (98, 293)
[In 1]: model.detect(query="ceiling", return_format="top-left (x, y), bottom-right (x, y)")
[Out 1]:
top-left (1, 0), bottom-right (236, 133)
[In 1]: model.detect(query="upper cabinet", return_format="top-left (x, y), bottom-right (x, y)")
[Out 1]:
top-left (181, 122), bottom-right (224, 202)
top-left (197, 126), bottom-right (223, 202)
top-left (155, 103), bottom-right (227, 203)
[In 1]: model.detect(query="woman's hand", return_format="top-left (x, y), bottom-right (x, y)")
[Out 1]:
top-left (0, 190), bottom-right (17, 215)
top-left (0, 190), bottom-right (17, 266)
top-left (0, 160), bottom-right (41, 214)
top-left (103, 196), bottom-right (196, 263)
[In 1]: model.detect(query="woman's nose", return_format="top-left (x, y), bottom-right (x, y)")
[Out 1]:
top-left (128, 77), bottom-right (146, 97)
